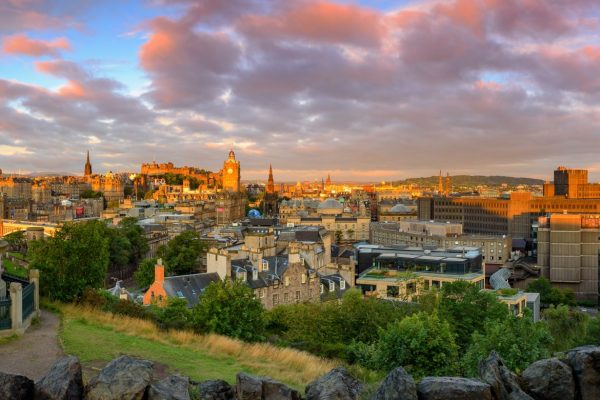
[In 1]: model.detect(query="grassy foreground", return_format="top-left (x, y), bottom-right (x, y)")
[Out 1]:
top-left (57, 303), bottom-right (339, 389)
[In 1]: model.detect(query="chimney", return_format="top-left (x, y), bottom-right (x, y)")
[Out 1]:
top-left (155, 258), bottom-right (165, 283)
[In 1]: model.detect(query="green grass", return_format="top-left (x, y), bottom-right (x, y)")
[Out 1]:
top-left (3, 258), bottom-right (28, 279)
top-left (61, 317), bottom-right (279, 386)
top-left (8, 252), bottom-right (27, 262)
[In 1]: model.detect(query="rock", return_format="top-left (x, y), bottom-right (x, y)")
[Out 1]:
top-left (197, 380), bottom-right (235, 400)
top-left (35, 355), bottom-right (83, 400)
top-left (235, 373), bottom-right (299, 400)
top-left (0, 371), bottom-right (34, 400)
top-left (85, 355), bottom-right (153, 400)
top-left (236, 373), bottom-right (262, 400)
top-left (521, 358), bottom-right (575, 400)
top-left (478, 351), bottom-right (533, 400)
top-left (417, 377), bottom-right (492, 400)
top-left (305, 366), bottom-right (363, 400)
top-left (370, 367), bottom-right (417, 400)
top-left (148, 375), bottom-right (190, 400)
top-left (262, 377), bottom-right (300, 400)
top-left (566, 346), bottom-right (600, 400)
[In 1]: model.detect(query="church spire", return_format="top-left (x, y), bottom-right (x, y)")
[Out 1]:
top-left (84, 150), bottom-right (92, 177)
top-left (266, 164), bottom-right (275, 194)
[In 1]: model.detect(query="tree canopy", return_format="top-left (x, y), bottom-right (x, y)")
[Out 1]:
top-left (28, 220), bottom-right (109, 302)
top-left (157, 230), bottom-right (207, 275)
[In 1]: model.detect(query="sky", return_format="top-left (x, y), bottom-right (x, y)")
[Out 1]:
top-left (0, 0), bottom-right (600, 182)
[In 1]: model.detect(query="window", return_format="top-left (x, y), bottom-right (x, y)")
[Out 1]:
top-left (329, 281), bottom-right (335, 291)
top-left (259, 289), bottom-right (265, 298)
top-left (320, 284), bottom-right (324, 294)
top-left (284, 293), bottom-right (289, 303)
top-left (301, 273), bottom-right (307, 284)
top-left (273, 294), bottom-right (279, 305)
top-left (284, 277), bottom-right (290, 286)
top-left (295, 291), bottom-right (300, 301)
top-left (340, 280), bottom-right (345, 290)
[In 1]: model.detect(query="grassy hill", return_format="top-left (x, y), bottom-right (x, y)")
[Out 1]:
top-left (393, 175), bottom-right (544, 187)
top-left (56, 303), bottom-right (349, 390)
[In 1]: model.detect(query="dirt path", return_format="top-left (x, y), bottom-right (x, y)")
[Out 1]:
top-left (0, 310), bottom-right (64, 381)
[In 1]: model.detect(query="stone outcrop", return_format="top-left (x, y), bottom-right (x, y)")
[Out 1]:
top-left (370, 367), bottom-right (417, 400)
top-left (85, 355), bottom-right (154, 400)
top-left (148, 375), bottom-right (190, 400)
top-left (2, 347), bottom-right (600, 400)
top-left (0, 371), bottom-right (34, 400)
top-left (566, 346), bottom-right (600, 400)
top-left (521, 358), bottom-right (575, 400)
top-left (305, 366), bottom-right (363, 400)
top-left (478, 351), bottom-right (533, 400)
top-left (197, 379), bottom-right (235, 400)
top-left (35, 355), bottom-right (84, 400)
top-left (417, 377), bottom-right (492, 400)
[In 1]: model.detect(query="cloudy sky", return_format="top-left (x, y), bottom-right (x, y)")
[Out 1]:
top-left (1, 0), bottom-right (599, 182)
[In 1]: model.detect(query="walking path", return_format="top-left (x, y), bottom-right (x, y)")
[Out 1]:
top-left (0, 310), bottom-right (64, 381)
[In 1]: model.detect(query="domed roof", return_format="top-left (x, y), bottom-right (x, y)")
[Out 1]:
top-left (389, 204), bottom-right (411, 213)
top-left (318, 198), bottom-right (343, 210)
top-left (248, 209), bottom-right (262, 218)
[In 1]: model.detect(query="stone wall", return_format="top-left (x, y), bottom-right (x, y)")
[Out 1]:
top-left (2, 346), bottom-right (600, 399)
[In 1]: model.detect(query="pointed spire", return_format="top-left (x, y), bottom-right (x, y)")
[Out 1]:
top-left (84, 150), bottom-right (92, 176)
top-left (266, 164), bottom-right (275, 194)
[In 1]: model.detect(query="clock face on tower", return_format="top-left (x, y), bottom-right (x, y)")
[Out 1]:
top-left (227, 168), bottom-right (233, 174)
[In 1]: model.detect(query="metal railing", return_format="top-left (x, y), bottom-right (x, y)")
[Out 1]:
top-left (0, 298), bottom-right (10, 330)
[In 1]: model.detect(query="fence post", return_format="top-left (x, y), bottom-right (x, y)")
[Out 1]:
top-left (9, 282), bottom-right (23, 334)
top-left (29, 269), bottom-right (40, 317)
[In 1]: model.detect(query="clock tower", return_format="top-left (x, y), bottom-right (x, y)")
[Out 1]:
top-left (222, 149), bottom-right (240, 192)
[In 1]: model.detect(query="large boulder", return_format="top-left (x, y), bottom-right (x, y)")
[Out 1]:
top-left (236, 373), bottom-right (299, 400)
top-left (236, 373), bottom-right (263, 400)
top-left (566, 346), bottom-right (600, 400)
top-left (478, 351), bottom-right (533, 400)
top-left (35, 355), bottom-right (83, 400)
top-left (370, 367), bottom-right (417, 400)
top-left (0, 371), bottom-right (34, 400)
top-left (148, 375), bottom-right (190, 400)
top-left (521, 358), bottom-right (575, 400)
top-left (417, 377), bottom-right (492, 400)
top-left (261, 377), bottom-right (300, 400)
top-left (305, 367), bottom-right (363, 400)
top-left (85, 355), bottom-right (153, 400)
top-left (197, 380), bottom-right (235, 400)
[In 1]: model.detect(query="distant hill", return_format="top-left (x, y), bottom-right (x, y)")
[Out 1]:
top-left (393, 175), bottom-right (544, 187)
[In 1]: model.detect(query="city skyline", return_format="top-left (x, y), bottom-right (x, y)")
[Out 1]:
top-left (1, 0), bottom-right (600, 181)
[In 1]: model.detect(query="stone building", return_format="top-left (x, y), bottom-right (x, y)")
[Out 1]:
top-left (221, 150), bottom-right (241, 193)
top-left (207, 247), bottom-right (321, 310)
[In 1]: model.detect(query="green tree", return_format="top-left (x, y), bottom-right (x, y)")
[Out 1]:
top-left (80, 189), bottom-right (103, 199)
top-left (158, 230), bottom-right (206, 275)
top-left (4, 230), bottom-right (26, 253)
top-left (462, 312), bottom-right (552, 376)
top-left (105, 227), bottom-right (131, 276)
top-left (28, 220), bottom-right (109, 302)
top-left (192, 279), bottom-right (265, 342)
top-left (544, 305), bottom-right (589, 352)
top-left (585, 316), bottom-right (600, 345)
top-left (119, 218), bottom-right (149, 265)
top-left (134, 258), bottom-right (158, 288)
top-left (375, 312), bottom-right (459, 378)
top-left (437, 281), bottom-right (509, 351)
top-left (527, 277), bottom-right (576, 306)
top-left (156, 297), bottom-right (192, 330)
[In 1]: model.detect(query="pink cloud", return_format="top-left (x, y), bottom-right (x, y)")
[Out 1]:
top-left (3, 34), bottom-right (71, 57)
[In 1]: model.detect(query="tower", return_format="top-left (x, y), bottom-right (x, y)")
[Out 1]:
top-left (263, 164), bottom-right (278, 216)
top-left (445, 173), bottom-right (451, 196)
top-left (438, 170), bottom-right (443, 194)
top-left (84, 151), bottom-right (92, 177)
top-left (266, 164), bottom-right (275, 194)
top-left (222, 149), bottom-right (240, 192)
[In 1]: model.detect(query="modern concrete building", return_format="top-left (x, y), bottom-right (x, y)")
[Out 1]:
top-left (370, 221), bottom-right (512, 264)
top-left (355, 244), bottom-right (485, 301)
top-left (537, 213), bottom-right (600, 303)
